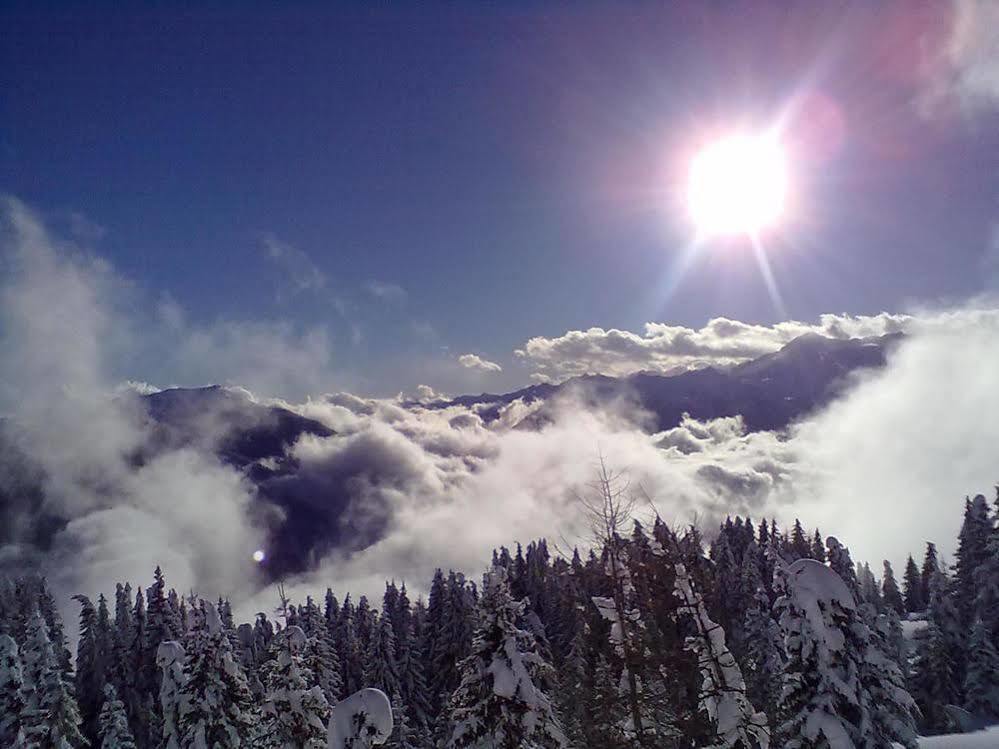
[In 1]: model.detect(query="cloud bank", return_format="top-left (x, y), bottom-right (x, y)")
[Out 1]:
top-left (2, 195), bottom-right (997, 628)
top-left (0, 198), bottom-right (268, 620)
top-left (516, 313), bottom-right (910, 382)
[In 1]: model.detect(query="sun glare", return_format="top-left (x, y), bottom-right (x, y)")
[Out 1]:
top-left (688, 135), bottom-right (787, 236)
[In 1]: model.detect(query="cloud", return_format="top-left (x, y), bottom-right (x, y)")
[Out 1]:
top-left (788, 305), bottom-right (999, 572)
top-left (458, 353), bottom-right (503, 373)
top-left (159, 314), bottom-right (335, 401)
top-left (0, 197), bottom-right (267, 622)
top-left (5, 194), bottom-right (999, 632)
top-left (364, 280), bottom-right (407, 305)
top-left (262, 234), bottom-right (327, 299)
top-left (516, 313), bottom-right (910, 381)
top-left (919, 0), bottom-right (999, 117)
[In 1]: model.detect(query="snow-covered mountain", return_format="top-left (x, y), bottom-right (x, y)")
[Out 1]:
top-left (0, 332), bottom-right (898, 578)
top-left (423, 331), bottom-right (901, 432)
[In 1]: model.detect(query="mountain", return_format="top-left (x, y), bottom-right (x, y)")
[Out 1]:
top-left (425, 332), bottom-right (902, 433)
top-left (0, 332), bottom-right (900, 578)
top-left (138, 384), bottom-right (333, 477)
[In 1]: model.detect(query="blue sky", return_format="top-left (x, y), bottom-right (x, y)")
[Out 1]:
top-left (3, 1), bottom-right (997, 397)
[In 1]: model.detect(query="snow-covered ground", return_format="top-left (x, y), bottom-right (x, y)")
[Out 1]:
top-left (902, 726), bottom-right (999, 747)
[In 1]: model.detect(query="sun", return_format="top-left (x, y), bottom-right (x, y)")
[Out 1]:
top-left (688, 134), bottom-right (787, 236)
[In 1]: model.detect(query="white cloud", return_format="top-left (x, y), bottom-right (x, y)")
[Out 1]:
top-left (6, 194), bottom-right (999, 631)
top-left (262, 234), bottom-right (327, 299)
top-left (0, 197), bottom-right (267, 623)
top-left (516, 313), bottom-right (909, 381)
top-left (919, 0), bottom-right (999, 117)
top-left (162, 318), bottom-right (334, 401)
top-left (458, 353), bottom-right (503, 373)
top-left (364, 280), bottom-right (407, 305)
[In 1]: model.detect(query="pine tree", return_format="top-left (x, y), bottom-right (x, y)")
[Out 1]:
top-left (98, 684), bottom-right (137, 749)
top-left (955, 495), bottom-right (992, 626)
top-left (963, 621), bottom-right (999, 719)
top-left (364, 614), bottom-right (402, 699)
top-left (919, 542), bottom-right (939, 606)
top-left (974, 519), bottom-right (999, 646)
top-left (156, 641), bottom-right (186, 749)
top-left (903, 555), bottom-right (924, 613)
top-left (396, 616), bottom-right (432, 733)
top-left (824, 537), bottom-right (858, 595)
top-left (809, 531), bottom-right (826, 564)
top-left (178, 601), bottom-right (259, 748)
top-left (0, 634), bottom-right (26, 746)
top-left (789, 520), bottom-right (811, 561)
top-left (446, 570), bottom-right (568, 749)
top-left (910, 623), bottom-right (958, 734)
top-left (882, 560), bottom-right (904, 615)
top-left (74, 594), bottom-right (106, 743)
top-left (742, 585), bottom-right (783, 722)
top-left (20, 607), bottom-right (87, 748)
top-left (260, 625), bottom-right (330, 749)
top-left (925, 569), bottom-right (966, 704)
top-left (775, 558), bottom-right (917, 749)
top-left (674, 563), bottom-right (769, 748)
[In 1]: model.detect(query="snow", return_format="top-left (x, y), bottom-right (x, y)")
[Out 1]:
top-left (674, 563), bottom-right (770, 748)
top-left (327, 688), bottom-right (393, 749)
top-left (781, 558), bottom-right (856, 654)
top-left (895, 726), bottom-right (999, 747)
top-left (900, 619), bottom-right (929, 642)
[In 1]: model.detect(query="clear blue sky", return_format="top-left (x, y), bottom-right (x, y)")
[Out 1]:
top-left (3, 1), bottom-right (997, 395)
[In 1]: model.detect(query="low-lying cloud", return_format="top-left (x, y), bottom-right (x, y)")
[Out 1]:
top-left (3, 195), bottom-right (998, 627)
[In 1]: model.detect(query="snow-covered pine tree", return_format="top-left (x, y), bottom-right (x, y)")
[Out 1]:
top-left (395, 614), bottom-right (432, 733)
top-left (963, 620), bottom-right (999, 719)
top-left (925, 569), bottom-right (966, 704)
top-left (386, 696), bottom-right (426, 749)
top-left (955, 495), bottom-right (992, 626)
top-left (74, 593), bottom-right (106, 743)
top-left (446, 569), bottom-right (568, 749)
top-left (974, 514), bottom-right (999, 648)
top-left (0, 634), bottom-right (26, 746)
top-left (788, 520), bottom-right (811, 561)
top-left (903, 555), bottom-right (924, 614)
top-left (857, 563), bottom-right (881, 610)
top-left (824, 537), bottom-right (859, 595)
top-left (861, 608), bottom-right (919, 749)
top-left (337, 595), bottom-right (364, 698)
top-left (910, 622), bottom-right (959, 733)
top-left (882, 560), bottom-right (905, 615)
top-left (260, 625), bottom-right (330, 749)
top-left (364, 613), bottom-right (402, 700)
top-left (775, 558), bottom-right (917, 748)
top-left (674, 563), bottom-right (769, 749)
top-left (920, 542), bottom-right (939, 606)
top-left (303, 609), bottom-right (344, 708)
top-left (742, 584), bottom-right (783, 722)
top-left (20, 606), bottom-right (87, 748)
top-left (98, 684), bottom-right (137, 749)
top-left (810, 531), bottom-right (826, 564)
top-left (112, 583), bottom-right (134, 695)
top-left (156, 640), bottom-right (186, 749)
top-left (178, 601), bottom-right (259, 748)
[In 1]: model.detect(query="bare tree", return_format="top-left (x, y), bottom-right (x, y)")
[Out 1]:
top-left (575, 455), bottom-right (652, 747)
